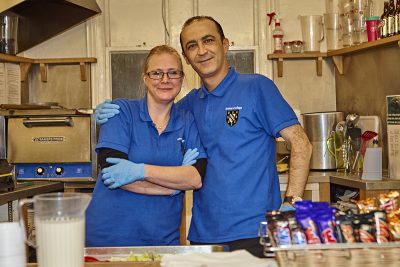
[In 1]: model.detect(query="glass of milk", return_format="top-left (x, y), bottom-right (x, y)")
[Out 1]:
top-left (19, 192), bottom-right (91, 267)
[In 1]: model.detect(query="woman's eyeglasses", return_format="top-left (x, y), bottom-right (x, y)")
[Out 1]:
top-left (146, 70), bottom-right (184, 80)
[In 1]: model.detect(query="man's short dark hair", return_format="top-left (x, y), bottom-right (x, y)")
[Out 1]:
top-left (180, 16), bottom-right (225, 54)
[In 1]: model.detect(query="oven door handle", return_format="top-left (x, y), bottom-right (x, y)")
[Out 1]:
top-left (22, 117), bottom-right (74, 128)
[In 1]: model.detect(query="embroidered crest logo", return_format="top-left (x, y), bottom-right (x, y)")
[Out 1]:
top-left (226, 109), bottom-right (240, 127)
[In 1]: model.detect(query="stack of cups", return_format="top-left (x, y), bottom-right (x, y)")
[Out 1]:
top-left (0, 222), bottom-right (26, 267)
top-left (325, 0), bottom-right (343, 50)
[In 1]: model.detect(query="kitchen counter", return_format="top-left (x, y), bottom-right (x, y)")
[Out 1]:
top-left (278, 171), bottom-right (334, 184)
top-left (279, 170), bottom-right (400, 201)
top-left (27, 263), bottom-right (160, 267)
top-left (279, 171), bottom-right (334, 202)
top-left (0, 181), bottom-right (64, 206)
top-left (279, 170), bottom-right (400, 188)
top-left (329, 173), bottom-right (400, 190)
top-left (329, 172), bottom-right (400, 199)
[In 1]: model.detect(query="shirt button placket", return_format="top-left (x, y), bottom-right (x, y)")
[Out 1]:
top-left (205, 96), bottom-right (212, 127)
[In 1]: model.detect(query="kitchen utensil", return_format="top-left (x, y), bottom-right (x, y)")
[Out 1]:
top-left (19, 192), bottom-right (91, 267)
top-left (326, 130), bottom-right (346, 171)
top-left (299, 15), bottom-right (325, 52)
top-left (357, 115), bottom-right (381, 149)
top-left (302, 111), bottom-right (344, 170)
top-left (360, 131), bottom-right (378, 157)
top-left (347, 127), bottom-right (362, 173)
top-left (344, 113), bottom-right (359, 137)
top-left (324, 13), bottom-right (343, 51)
top-left (346, 113), bottom-right (360, 128)
top-left (335, 121), bottom-right (346, 132)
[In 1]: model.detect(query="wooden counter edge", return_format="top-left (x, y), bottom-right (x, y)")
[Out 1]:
top-left (27, 262), bottom-right (160, 267)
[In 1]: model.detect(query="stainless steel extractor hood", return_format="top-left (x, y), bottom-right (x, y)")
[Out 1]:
top-left (0, 0), bottom-right (101, 53)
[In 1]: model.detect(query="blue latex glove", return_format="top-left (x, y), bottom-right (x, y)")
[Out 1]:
top-left (102, 158), bottom-right (144, 189)
top-left (182, 148), bottom-right (199, 166)
top-left (171, 148), bottom-right (200, 196)
top-left (95, 99), bottom-right (120, 124)
top-left (279, 203), bottom-right (296, 212)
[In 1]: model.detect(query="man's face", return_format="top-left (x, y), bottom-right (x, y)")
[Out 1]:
top-left (181, 19), bottom-right (229, 82)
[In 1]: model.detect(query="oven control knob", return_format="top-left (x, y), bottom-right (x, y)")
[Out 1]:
top-left (55, 167), bottom-right (64, 175)
top-left (36, 167), bottom-right (45, 175)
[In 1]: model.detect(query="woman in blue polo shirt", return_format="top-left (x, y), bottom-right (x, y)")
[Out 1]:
top-left (85, 45), bottom-right (207, 246)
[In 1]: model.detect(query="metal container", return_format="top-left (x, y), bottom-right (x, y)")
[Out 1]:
top-left (302, 111), bottom-right (344, 170)
top-left (8, 116), bottom-right (91, 163)
top-left (2, 108), bottom-right (97, 181)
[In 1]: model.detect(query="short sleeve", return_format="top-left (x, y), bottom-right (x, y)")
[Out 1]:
top-left (95, 99), bottom-right (132, 154)
top-left (254, 76), bottom-right (299, 138)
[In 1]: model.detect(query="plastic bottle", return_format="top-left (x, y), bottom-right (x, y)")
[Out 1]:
top-left (272, 18), bottom-right (284, 54)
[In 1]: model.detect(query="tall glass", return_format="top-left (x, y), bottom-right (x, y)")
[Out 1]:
top-left (341, 0), bottom-right (354, 46)
top-left (19, 193), bottom-right (91, 267)
top-left (324, 13), bottom-right (343, 50)
top-left (352, 0), bottom-right (369, 44)
top-left (0, 14), bottom-right (18, 54)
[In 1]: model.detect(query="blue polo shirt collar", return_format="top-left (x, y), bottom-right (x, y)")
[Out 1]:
top-left (139, 95), bottom-right (183, 132)
top-left (199, 67), bottom-right (237, 99)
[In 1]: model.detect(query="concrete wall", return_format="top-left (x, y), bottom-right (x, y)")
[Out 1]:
top-left (335, 43), bottom-right (400, 169)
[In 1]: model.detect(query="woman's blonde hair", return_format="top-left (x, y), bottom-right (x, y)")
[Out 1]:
top-left (142, 45), bottom-right (183, 74)
top-left (137, 45), bottom-right (184, 97)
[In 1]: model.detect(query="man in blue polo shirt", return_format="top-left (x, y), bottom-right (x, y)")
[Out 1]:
top-left (95, 16), bottom-right (312, 257)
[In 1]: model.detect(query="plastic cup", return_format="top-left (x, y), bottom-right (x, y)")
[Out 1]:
top-left (366, 16), bottom-right (380, 42)
top-left (324, 13), bottom-right (342, 50)
top-left (362, 147), bottom-right (382, 180)
top-left (300, 15), bottom-right (325, 52)
top-left (0, 222), bottom-right (26, 267)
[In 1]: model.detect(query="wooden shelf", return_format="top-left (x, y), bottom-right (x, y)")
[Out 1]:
top-left (0, 53), bottom-right (97, 82)
top-left (267, 52), bottom-right (327, 77)
top-left (327, 35), bottom-right (400, 56)
top-left (267, 35), bottom-right (400, 77)
top-left (327, 35), bottom-right (400, 74)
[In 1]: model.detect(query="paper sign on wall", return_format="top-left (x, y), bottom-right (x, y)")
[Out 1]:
top-left (0, 63), bottom-right (21, 104)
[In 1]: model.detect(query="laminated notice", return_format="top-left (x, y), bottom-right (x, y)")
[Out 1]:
top-left (386, 95), bottom-right (400, 179)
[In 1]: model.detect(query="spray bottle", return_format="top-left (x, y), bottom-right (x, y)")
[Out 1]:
top-left (267, 12), bottom-right (284, 54)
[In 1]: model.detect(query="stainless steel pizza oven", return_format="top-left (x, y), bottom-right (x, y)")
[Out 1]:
top-left (2, 108), bottom-right (97, 181)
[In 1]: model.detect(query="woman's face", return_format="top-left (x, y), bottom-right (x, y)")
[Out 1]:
top-left (144, 53), bottom-right (183, 104)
